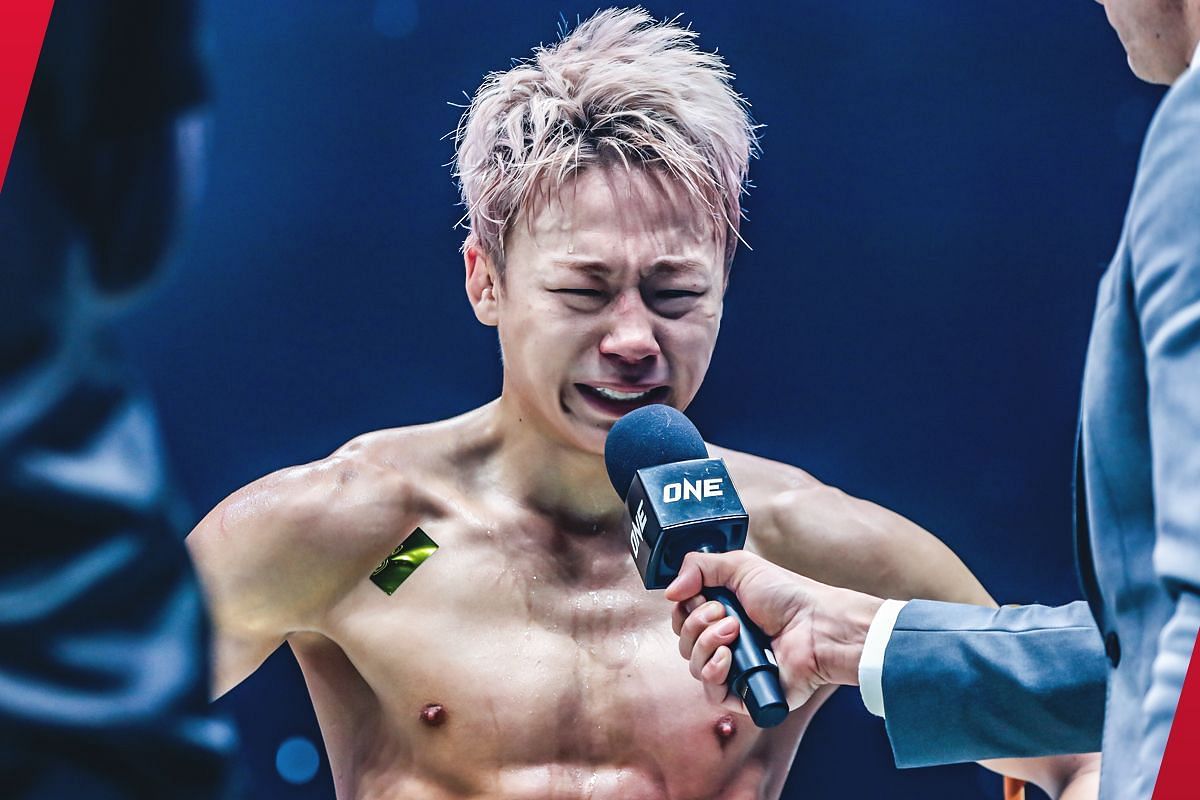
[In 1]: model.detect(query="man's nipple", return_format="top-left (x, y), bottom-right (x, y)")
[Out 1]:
top-left (420, 703), bottom-right (447, 727)
top-left (713, 714), bottom-right (737, 746)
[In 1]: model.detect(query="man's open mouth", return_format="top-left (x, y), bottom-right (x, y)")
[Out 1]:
top-left (575, 383), bottom-right (670, 417)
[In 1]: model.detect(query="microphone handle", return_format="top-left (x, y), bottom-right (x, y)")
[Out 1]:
top-left (699, 583), bottom-right (789, 728)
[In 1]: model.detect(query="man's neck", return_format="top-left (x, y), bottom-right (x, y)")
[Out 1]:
top-left (482, 395), bottom-right (626, 532)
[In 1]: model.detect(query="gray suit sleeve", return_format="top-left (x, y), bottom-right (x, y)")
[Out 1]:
top-left (1129, 71), bottom-right (1200, 783)
top-left (881, 600), bottom-right (1106, 768)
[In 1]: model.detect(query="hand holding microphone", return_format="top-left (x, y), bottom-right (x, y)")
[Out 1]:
top-left (605, 405), bottom-right (795, 727)
top-left (664, 549), bottom-right (883, 714)
top-left (603, 404), bottom-right (883, 722)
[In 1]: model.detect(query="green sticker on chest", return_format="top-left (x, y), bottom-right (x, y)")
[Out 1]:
top-left (369, 527), bottom-right (438, 595)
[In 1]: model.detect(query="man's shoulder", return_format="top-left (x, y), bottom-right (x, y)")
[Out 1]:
top-left (1133, 67), bottom-right (1200, 208)
top-left (328, 415), bottom-right (464, 478)
top-left (708, 444), bottom-right (823, 497)
top-left (301, 407), bottom-right (496, 526)
top-left (1158, 62), bottom-right (1200, 123)
top-left (337, 403), bottom-right (501, 474)
top-left (211, 408), bottom-right (495, 550)
top-left (705, 444), bottom-right (840, 550)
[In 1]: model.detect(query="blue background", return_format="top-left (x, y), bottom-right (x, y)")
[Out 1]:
top-left (115, 1), bottom-right (1163, 797)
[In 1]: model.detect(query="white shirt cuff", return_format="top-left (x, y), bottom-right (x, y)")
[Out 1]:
top-left (858, 598), bottom-right (908, 718)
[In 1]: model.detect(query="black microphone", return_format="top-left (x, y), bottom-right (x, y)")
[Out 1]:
top-left (604, 405), bottom-right (789, 728)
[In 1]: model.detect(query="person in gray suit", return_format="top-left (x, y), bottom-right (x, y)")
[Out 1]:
top-left (666, 2), bottom-right (1200, 798)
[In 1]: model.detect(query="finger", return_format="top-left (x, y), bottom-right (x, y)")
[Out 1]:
top-left (701, 644), bottom-right (733, 687)
top-left (672, 603), bottom-right (686, 637)
top-left (700, 646), bottom-right (747, 713)
top-left (671, 595), bottom-right (707, 637)
top-left (678, 601), bottom-right (729, 660)
top-left (690, 615), bottom-right (740, 680)
top-left (664, 550), bottom-right (753, 602)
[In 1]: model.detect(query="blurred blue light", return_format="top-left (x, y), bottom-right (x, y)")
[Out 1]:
top-left (275, 736), bottom-right (320, 784)
top-left (373, 0), bottom-right (419, 39)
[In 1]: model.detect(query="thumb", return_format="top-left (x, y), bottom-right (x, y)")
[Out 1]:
top-left (664, 550), bottom-right (750, 602)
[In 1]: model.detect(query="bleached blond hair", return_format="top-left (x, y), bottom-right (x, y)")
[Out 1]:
top-left (453, 7), bottom-right (758, 272)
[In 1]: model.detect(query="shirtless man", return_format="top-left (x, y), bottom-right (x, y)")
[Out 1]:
top-left (186, 9), bottom-right (1099, 799)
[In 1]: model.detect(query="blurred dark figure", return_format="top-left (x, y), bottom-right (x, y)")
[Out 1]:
top-left (0, 2), bottom-right (235, 797)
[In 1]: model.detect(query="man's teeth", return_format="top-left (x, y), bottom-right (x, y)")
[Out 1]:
top-left (593, 386), bottom-right (652, 401)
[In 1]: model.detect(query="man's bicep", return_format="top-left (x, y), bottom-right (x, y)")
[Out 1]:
top-left (185, 488), bottom-right (290, 697)
top-left (187, 452), bottom-right (425, 694)
top-left (187, 473), bottom-right (313, 634)
top-left (759, 483), bottom-right (993, 606)
top-left (877, 516), bottom-right (994, 607)
top-left (185, 463), bottom-right (359, 686)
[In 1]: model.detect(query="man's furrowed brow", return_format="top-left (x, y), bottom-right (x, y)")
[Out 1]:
top-left (649, 257), bottom-right (709, 276)
top-left (550, 258), bottom-right (613, 278)
top-left (549, 257), bottom-right (709, 277)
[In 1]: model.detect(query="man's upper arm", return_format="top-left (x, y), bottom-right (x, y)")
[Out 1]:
top-left (1129, 73), bottom-right (1200, 784)
top-left (757, 479), bottom-right (993, 606)
top-left (186, 451), bottom-right (417, 697)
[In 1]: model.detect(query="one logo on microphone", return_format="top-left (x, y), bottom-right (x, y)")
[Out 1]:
top-left (630, 499), bottom-right (647, 557)
top-left (662, 477), bottom-right (724, 504)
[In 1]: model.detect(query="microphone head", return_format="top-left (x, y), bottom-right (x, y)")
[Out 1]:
top-left (604, 405), bottom-right (709, 500)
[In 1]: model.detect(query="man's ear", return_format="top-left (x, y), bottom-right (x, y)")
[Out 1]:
top-left (464, 245), bottom-right (499, 327)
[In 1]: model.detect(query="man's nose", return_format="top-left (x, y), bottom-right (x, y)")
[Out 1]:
top-left (599, 292), bottom-right (661, 363)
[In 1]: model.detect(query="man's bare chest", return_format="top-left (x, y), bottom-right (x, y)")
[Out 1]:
top-left (292, 518), bottom-right (797, 798)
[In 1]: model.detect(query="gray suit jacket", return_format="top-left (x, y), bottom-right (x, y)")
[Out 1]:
top-left (880, 64), bottom-right (1200, 798)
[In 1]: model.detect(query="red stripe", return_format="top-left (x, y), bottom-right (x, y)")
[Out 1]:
top-left (0, 0), bottom-right (55, 193)
top-left (1153, 631), bottom-right (1200, 798)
